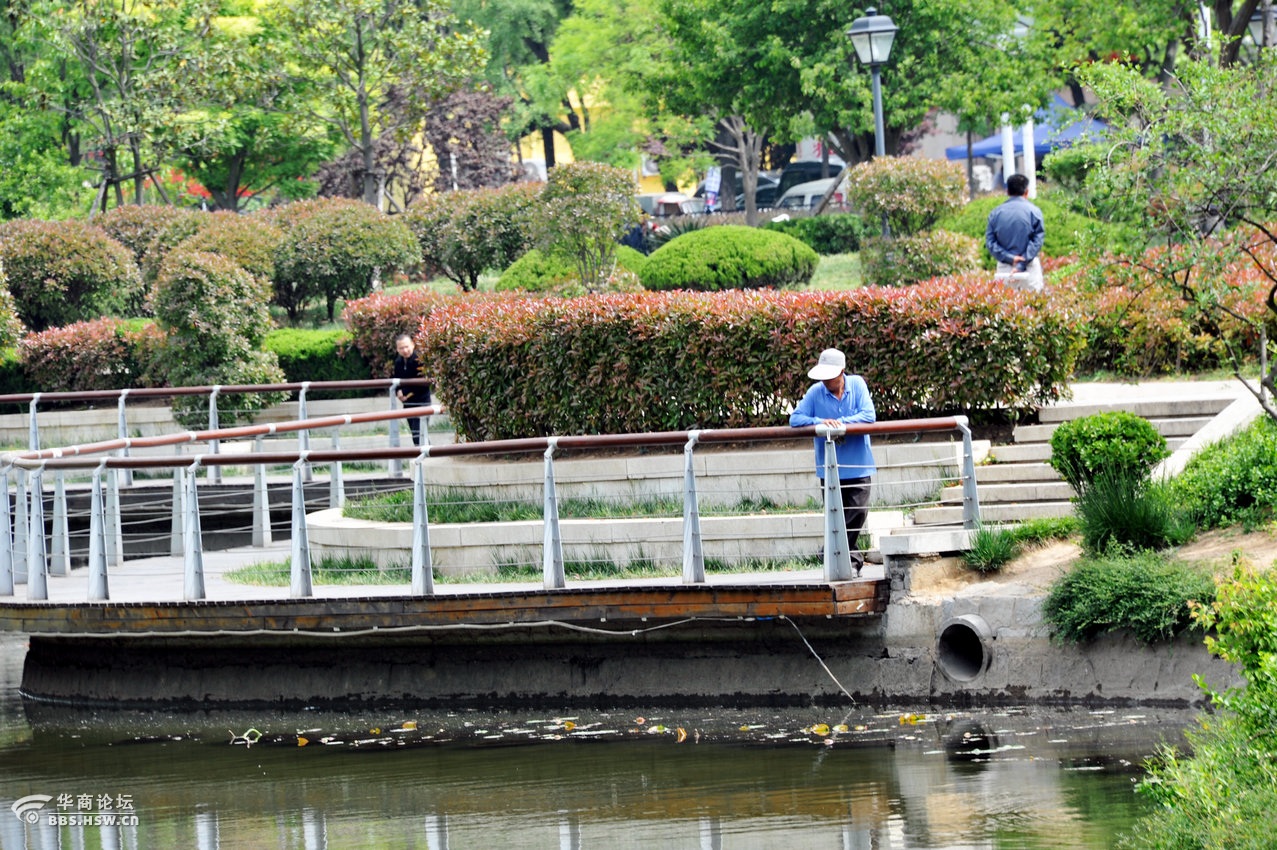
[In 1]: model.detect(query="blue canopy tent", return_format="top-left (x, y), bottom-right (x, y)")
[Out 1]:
top-left (944, 95), bottom-right (1107, 161)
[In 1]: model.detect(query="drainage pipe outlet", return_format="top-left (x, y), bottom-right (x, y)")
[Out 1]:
top-left (936, 614), bottom-right (994, 682)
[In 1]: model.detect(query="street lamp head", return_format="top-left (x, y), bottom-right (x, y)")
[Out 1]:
top-left (1248, 7), bottom-right (1273, 47)
top-left (847, 7), bottom-right (898, 67)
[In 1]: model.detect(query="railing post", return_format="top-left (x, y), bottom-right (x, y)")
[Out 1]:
top-left (27, 466), bottom-right (47, 601)
top-left (298, 382), bottom-right (313, 483)
top-left (410, 451), bottom-right (434, 595)
top-left (170, 465), bottom-right (186, 557)
top-left (88, 463), bottom-right (109, 601)
top-left (328, 428), bottom-right (345, 508)
top-left (183, 460), bottom-right (205, 600)
top-left (388, 379), bottom-right (402, 478)
top-left (290, 455), bottom-right (312, 598)
top-left (682, 430), bottom-right (705, 584)
top-left (0, 467), bottom-right (13, 597)
top-left (252, 436), bottom-right (272, 547)
top-left (542, 439), bottom-right (565, 589)
top-left (208, 386), bottom-right (222, 486)
top-left (27, 393), bottom-right (40, 452)
top-left (820, 428), bottom-right (854, 582)
top-left (956, 417), bottom-right (982, 530)
top-left (49, 471), bottom-right (68, 576)
top-left (117, 389), bottom-right (133, 487)
top-left (13, 469), bottom-right (27, 585)
top-left (105, 465), bottom-right (123, 566)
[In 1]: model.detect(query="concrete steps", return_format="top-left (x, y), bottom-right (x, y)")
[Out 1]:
top-left (913, 394), bottom-right (1241, 527)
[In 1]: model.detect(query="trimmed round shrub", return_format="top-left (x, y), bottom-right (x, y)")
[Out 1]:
top-left (497, 245), bottom-right (648, 293)
top-left (19, 318), bottom-right (164, 392)
top-left (1048, 411), bottom-right (1170, 492)
top-left (0, 219), bottom-right (143, 330)
top-left (152, 248), bottom-right (285, 427)
top-left (762, 213), bottom-right (868, 255)
top-left (843, 157), bottom-right (966, 236)
top-left (271, 198), bottom-right (422, 322)
top-left (175, 211), bottom-right (283, 284)
top-left (639, 226), bottom-right (817, 291)
top-left (404, 182), bottom-right (541, 291)
top-left (859, 231), bottom-right (981, 287)
top-left (97, 204), bottom-right (204, 282)
top-left (264, 328), bottom-right (371, 387)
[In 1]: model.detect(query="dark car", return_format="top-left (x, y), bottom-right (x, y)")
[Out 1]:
top-left (773, 161), bottom-right (842, 203)
top-left (735, 175), bottom-right (780, 210)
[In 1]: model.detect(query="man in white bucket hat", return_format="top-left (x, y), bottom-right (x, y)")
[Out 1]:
top-left (789, 348), bottom-right (876, 572)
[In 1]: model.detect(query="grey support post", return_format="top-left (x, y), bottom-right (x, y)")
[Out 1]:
top-left (956, 417), bottom-right (982, 529)
top-left (298, 383), bottom-right (313, 483)
top-left (88, 463), bottom-right (109, 601)
top-left (0, 467), bottom-right (12, 597)
top-left (207, 386), bottom-right (222, 486)
top-left (13, 468), bottom-right (27, 585)
top-left (819, 427), bottom-right (855, 581)
top-left (388, 379), bottom-right (402, 478)
top-left (682, 430), bottom-right (706, 584)
top-left (542, 438), bottom-right (565, 590)
top-left (289, 455), bottom-right (313, 598)
top-left (49, 472), bottom-right (68, 576)
top-left (252, 435), bottom-right (272, 547)
top-left (170, 465), bottom-right (186, 557)
top-left (27, 466), bottom-right (47, 600)
top-left (105, 465), bottom-right (123, 566)
top-left (117, 390), bottom-right (133, 487)
top-left (410, 452), bottom-right (434, 595)
top-left (27, 393), bottom-right (40, 451)
top-left (183, 460), bottom-right (205, 600)
top-left (328, 428), bottom-right (345, 508)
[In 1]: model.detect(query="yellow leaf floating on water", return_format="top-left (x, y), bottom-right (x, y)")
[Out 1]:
top-left (635, 717), bottom-right (646, 725)
top-left (834, 724), bottom-right (849, 733)
top-left (898, 713), bottom-right (924, 726)
top-left (853, 724), bottom-right (868, 732)
top-left (676, 727), bottom-right (688, 743)
top-left (811, 724), bottom-right (830, 736)
top-left (401, 721), bottom-right (417, 731)
top-left (369, 727), bottom-right (381, 735)
top-left (297, 736), bottom-right (308, 747)
top-left (562, 721), bottom-right (576, 731)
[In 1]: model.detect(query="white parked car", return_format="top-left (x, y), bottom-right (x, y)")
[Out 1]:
top-left (774, 177), bottom-right (846, 211)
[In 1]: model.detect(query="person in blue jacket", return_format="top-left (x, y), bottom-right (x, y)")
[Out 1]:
top-left (789, 348), bottom-right (876, 571)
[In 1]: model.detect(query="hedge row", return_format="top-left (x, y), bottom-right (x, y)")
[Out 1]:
top-left (342, 288), bottom-right (458, 377)
top-left (18, 318), bottom-right (164, 393)
top-left (416, 283), bottom-right (1084, 441)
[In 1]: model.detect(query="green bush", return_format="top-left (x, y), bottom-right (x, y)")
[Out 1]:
top-left (639, 226), bottom-right (818, 291)
top-left (934, 193), bottom-right (1113, 269)
top-left (175, 211), bottom-right (283, 284)
top-left (152, 248), bottom-right (285, 427)
top-left (762, 213), bottom-right (868, 255)
top-left (1041, 550), bottom-right (1215, 644)
top-left (1075, 472), bottom-right (1195, 553)
top-left (419, 283), bottom-right (1084, 441)
top-left (0, 219), bottom-right (143, 330)
top-left (18, 318), bottom-right (165, 392)
top-left (404, 182), bottom-right (541, 291)
top-left (1125, 565), bottom-right (1277, 849)
top-left (496, 246), bottom-right (648, 293)
top-left (342, 287), bottom-right (457, 377)
top-left (0, 347), bottom-right (35, 396)
top-left (1172, 416), bottom-right (1277, 529)
top-left (963, 525), bottom-right (1021, 573)
top-left (843, 157), bottom-right (966, 236)
top-left (858, 230), bottom-right (981, 287)
top-left (264, 328), bottom-right (372, 388)
top-left (271, 198), bottom-right (422, 322)
top-left (1048, 411), bottom-right (1170, 492)
top-left (97, 204), bottom-right (204, 283)
top-left (0, 260), bottom-right (22, 350)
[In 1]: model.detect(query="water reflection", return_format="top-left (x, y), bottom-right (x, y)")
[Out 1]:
top-left (0, 634), bottom-right (1189, 849)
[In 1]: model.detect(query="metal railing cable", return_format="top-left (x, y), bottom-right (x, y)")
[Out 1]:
top-left (0, 398), bottom-right (980, 604)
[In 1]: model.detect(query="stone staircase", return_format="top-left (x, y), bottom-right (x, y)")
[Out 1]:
top-left (912, 396), bottom-right (1239, 526)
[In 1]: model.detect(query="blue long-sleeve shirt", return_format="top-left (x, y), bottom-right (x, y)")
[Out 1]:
top-left (789, 374), bottom-right (876, 480)
top-left (985, 196), bottom-right (1045, 266)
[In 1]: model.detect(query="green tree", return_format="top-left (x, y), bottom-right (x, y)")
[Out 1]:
top-left (539, 162), bottom-right (638, 290)
top-left (277, 0), bottom-right (486, 207)
top-left (1068, 52), bottom-right (1277, 421)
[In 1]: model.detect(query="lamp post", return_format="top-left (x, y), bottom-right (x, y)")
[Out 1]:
top-left (1249, 4), bottom-right (1274, 48)
top-left (847, 7), bottom-right (898, 237)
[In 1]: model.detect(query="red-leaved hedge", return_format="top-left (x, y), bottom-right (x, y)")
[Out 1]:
top-left (417, 282), bottom-right (1085, 441)
top-left (343, 288), bottom-right (459, 377)
top-left (19, 318), bottom-right (166, 392)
